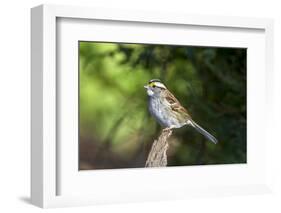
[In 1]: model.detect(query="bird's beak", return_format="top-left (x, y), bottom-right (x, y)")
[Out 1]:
top-left (144, 85), bottom-right (149, 89)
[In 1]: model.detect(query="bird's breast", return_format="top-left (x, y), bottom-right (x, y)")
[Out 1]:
top-left (148, 97), bottom-right (180, 128)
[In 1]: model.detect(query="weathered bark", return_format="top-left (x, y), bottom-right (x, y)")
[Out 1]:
top-left (145, 129), bottom-right (173, 167)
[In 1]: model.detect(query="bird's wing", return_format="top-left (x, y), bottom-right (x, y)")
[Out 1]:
top-left (163, 90), bottom-right (191, 118)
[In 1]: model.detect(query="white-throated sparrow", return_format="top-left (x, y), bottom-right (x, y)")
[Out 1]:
top-left (144, 79), bottom-right (218, 144)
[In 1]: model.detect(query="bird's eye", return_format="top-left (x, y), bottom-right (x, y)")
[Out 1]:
top-left (152, 85), bottom-right (156, 88)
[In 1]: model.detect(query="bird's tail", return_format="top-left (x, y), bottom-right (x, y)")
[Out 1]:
top-left (188, 120), bottom-right (218, 144)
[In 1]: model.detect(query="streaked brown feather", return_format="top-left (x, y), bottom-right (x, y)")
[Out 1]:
top-left (162, 89), bottom-right (192, 120)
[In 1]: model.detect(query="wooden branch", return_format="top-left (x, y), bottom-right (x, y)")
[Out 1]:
top-left (145, 129), bottom-right (173, 167)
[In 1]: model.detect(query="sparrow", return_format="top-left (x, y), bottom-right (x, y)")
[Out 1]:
top-left (144, 79), bottom-right (218, 144)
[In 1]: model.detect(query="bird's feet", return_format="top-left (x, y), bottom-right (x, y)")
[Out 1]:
top-left (162, 127), bottom-right (174, 132)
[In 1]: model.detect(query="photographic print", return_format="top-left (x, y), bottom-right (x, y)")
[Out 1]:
top-left (79, 41), bottom-right (246, 170)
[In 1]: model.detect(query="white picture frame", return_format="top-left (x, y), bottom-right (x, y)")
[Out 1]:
top-left (31, 4), bottom-right (274, 208)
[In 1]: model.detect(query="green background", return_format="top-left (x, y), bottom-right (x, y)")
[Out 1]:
top-left (79, 41), bottom-right (247, 170)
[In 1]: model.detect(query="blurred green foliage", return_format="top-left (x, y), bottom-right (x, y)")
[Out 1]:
top-left (79, 41), bottom-right (246, 170)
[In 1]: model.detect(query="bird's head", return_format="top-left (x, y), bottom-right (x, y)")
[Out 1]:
top-left (144, 79), bottom-right (167, 97)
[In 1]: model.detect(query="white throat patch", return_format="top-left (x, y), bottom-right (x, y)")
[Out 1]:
top-left (147, 89), bottom-right (154, 96)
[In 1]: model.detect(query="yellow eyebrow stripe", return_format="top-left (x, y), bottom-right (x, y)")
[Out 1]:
top-left (149, 82), bottom-right (155, 87)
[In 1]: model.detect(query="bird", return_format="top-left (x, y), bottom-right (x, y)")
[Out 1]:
top-left (144, 79), bottom-right (218, 144)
